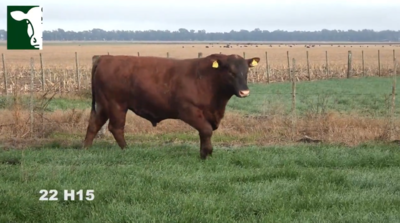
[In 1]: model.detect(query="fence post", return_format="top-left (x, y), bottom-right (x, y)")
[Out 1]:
top-left (59, 71), bottom-right (63, 95)
top-left (347, 50), bottom-right (352, 78)
top-left (291, 58), bottom-right (297, 141)
top-left (75, 52), bottom-right (80, 91)
top-left (198, 52), bottom-right (202, 58)
top-left (137, 52), bottom-right (140, 57)
top-left (243, 52), bottom-right (245, 59)
top-left (362, 50), bottom-right (365, 77)
top-left (325, 51), bottom-right (329, 78)
top-left (265, 51), bottom-right (269, 83)
top-left (287, 51), bottom-right (291, 81)
top-left (378, 50), bottom-right (381, 76)
top-left (2, 53), bottom-right (7, 95)
top-left (40, 53), bottom-right (45, 91)
top-left (30, 58), bottom-right (35, 138)
top-left (390, 49), bottom-right (397, 141)
top-left (167, 52), bottom-right (169, 58)
top-left (107, 52), bottom-right (109, 55)
top-left (306, 51), bottom-right (310, 80)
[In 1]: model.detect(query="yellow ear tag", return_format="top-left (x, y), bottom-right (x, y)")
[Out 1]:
top-left (212, 61), bottom-right (219, 68)
top-left (251, 59), bottom-right (258, 66)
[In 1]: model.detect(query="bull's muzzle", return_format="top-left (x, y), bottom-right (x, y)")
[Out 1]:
top-left (239, 90), bottom-right (250, 97)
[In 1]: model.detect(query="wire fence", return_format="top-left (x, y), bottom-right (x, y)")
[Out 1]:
top-left (0, 49), bottom-right (398, 146)
top-left (0, 49), bottom-right (398, 94)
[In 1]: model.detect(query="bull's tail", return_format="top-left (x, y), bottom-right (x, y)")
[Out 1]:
top-left (91, 55), bottom-right (101, 113)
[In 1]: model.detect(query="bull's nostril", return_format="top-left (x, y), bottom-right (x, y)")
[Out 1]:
top-left (33, 38), bottom-right (37, 43)
top-left (239, 90), bottom-right (250, 97)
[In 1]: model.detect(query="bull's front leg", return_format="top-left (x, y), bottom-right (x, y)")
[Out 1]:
top-left (199, 127), bottom-right (213, 159)
top-left (179, 106), bottom-right (214, 159)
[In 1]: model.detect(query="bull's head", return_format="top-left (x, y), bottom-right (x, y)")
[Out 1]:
top-left (10, 7), bottom-right (42, 49)
top-left (211, 54), bottom-right (260, 98)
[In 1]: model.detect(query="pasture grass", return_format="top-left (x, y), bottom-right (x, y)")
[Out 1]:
top-left (230, 76), bottom-right (400, 116)
top-left (1, 143), bottom-right (400, 222)
top-left (2, 75), bottom-right (395, 116)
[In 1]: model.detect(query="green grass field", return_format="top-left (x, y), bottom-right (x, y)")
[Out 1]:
top-left (1, 143), bottom-right (400, 222)
top-left (228, 76), bottom-right (400, 116)
top-left (1, 76), bottom-right (400, 222)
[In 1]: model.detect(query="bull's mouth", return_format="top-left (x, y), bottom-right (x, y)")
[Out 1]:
top-left (32, 44), bottom-right (40, 48)
top-left (238, 90), bottom-right (250, 98)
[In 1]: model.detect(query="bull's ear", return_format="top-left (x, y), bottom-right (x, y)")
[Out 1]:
top-left (10, 11), bottom-right (26, 21)
top-left (247, 57), bottom-right (260, 67)
top-left (212, 60), bottom-right (219, 69)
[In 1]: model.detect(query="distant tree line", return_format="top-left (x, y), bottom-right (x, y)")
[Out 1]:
top-left (0, 28), bottom-right (400, 42)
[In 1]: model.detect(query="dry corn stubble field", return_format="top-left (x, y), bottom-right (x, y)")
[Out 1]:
top-left (0, 43), bottom-right (398, 93)
top-left (1, 42), bottom-right (399, 66)
top-left (0, 42), bottom-right (399, 147)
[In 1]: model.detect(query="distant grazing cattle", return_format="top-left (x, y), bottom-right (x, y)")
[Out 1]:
top-left (10, 6), bottom-right (42, 49)
top-left (205, 46), bottom-right (209, 48)
top-left (83, 54), bottom-right (260, 159)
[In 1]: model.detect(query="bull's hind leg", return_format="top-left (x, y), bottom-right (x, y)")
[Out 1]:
top-left (83, 109), bottom-right (109, 148)
top-left (108, 106), bottom-right (128, 149)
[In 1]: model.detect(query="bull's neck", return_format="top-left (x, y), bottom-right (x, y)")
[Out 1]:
top-left (211, 85), bottom-right (233, 112)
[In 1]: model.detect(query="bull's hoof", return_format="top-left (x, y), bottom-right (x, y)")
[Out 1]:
top-left (200, 149), bottom-right (213, 160)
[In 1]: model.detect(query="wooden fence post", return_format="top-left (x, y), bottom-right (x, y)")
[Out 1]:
top-left (40, 53), bottom-right (45, 91)
top-left (167, 52), bottom-right (169, 58)
top-left (306, 51), bottom-right (310, 80)
top-left (30, 57), bottom-right (35, 138)
top-left (2, 53), bottom-right (7, 95)
top-left (390, 49), bottom-right (397, 140)
top-left (265, 51), bottom-right (269, 83)
top-left (362, 50), bottom-right (365, 77)
top-left (137, 52), bottom-right (140, 57)
top-left (325, 51), bottom-right (329, 77)
top-left (198, 52), bottom-right (202, 58)
top-left (378, 50), bottom-right (381, 76)
top-left (287, 51), bottom-right (291, 81)
top-left (291, 58), bottom-right (297, 141)
top-left (243, 52), bottom-right (245, 59)
top-left (347, 50), bottom-right (352, 78)
top-left (75, 52), bottom-right (80, 91)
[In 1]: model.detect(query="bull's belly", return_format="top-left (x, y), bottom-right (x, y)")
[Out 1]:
top-left (129, 105), bottom-right (177, 127)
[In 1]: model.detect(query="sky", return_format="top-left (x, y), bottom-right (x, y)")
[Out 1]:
top-left (0, 0), bottom-right (399, 32)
